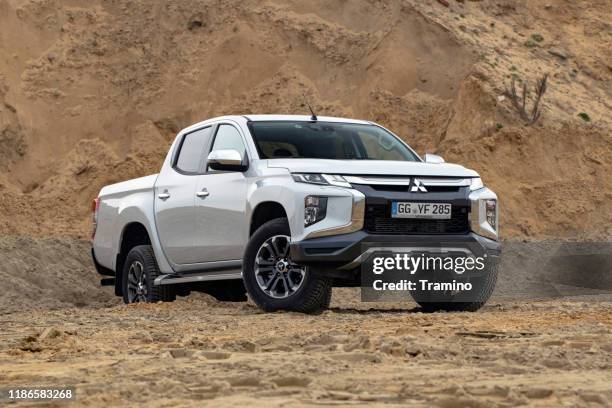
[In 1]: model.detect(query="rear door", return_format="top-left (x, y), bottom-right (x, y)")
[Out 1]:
top-left (192, 123), bottom-right (249, 263)
top-left (154, 126), bottom-right (213, 265)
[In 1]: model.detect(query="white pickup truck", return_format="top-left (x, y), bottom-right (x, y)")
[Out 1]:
top-left (92, 115), bottom-right (500, 313)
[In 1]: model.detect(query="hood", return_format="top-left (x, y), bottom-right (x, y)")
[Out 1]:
top-left (267, 159), bottom-right (479, 178)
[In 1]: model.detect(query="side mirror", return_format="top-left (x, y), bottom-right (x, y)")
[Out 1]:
top-left (424, 153), bottom-right (445, 164)
top-left (207, 149), bottom-right (248, 172)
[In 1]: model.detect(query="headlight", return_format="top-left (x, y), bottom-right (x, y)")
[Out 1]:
top-left (304, 196), bottom-right (327, 226)
top-left (486, 199), bottom-right (497, 231)
top-left (469, 188), bottom-right (498, 241)
top-left (469, 177), bottom-right (484, 191)
top-left (292, 173), bottom-right (352, 188)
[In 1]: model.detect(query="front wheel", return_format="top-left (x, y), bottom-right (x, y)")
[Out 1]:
top-left (242, 218), bottom-right (332, 314)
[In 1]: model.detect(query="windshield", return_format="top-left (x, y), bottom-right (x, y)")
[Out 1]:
top-left (248, 121), bottom-right (420, 161)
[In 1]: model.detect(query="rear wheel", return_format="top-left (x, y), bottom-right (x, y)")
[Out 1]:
top-left (243, 218), bottom-right (331, 314)
top-left (122, 245), bottom-right (175, 304)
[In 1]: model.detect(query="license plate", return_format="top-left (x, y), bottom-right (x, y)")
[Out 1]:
top-left (391, 202), bottom-right (451, 219)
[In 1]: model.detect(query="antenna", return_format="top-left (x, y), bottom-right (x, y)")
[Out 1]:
top-left (303, 94), bottom-right (317, 121)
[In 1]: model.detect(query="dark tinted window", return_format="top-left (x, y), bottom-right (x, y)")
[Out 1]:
top-left (175, 127), bottom-right (212, 173)
top-left (249, 121), bottom-right (419, 161)
top-left (211, 124), bottom-right (246, 158)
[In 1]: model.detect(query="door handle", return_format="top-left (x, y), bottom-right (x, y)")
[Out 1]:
top-left (158, 192), bottom-right (170, 200)
top-left (196, 189), bottom-right (209, 198)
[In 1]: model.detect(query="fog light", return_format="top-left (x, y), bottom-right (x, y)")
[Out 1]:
top-left (485, 199), bottom-right (497, 230)
top-left (305, 196), bottom-right (327, 226)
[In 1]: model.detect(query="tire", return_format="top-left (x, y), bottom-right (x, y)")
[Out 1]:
top-left (242, 218), bottom-right (332, 314)
top-left (122, 245), bottom-right (176, 304)
top-left (411, 261), bottom-right (499, 312)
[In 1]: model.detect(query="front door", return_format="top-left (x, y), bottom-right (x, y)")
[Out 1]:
top-left (193, 123), bottom-right (249, 263)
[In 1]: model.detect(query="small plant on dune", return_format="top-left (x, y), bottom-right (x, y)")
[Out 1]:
top-left (578, 112), bottom-right (591, 122)
top-left (525, 34), bottom-right (543, 48)
top-left (504, 73), bottom-right (549, 125)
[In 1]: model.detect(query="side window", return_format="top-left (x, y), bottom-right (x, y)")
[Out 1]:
top-left (175, 127), bottom-right (212, 173)
top-left (210, 124), bottom-right (246, 158)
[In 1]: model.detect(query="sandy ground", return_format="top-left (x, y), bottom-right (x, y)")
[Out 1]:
top-left (1, 237), bottom-right (612, 407)
top-left (1, 292), bottom-right (612, 407)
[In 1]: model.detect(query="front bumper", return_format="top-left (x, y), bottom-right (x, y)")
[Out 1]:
top-left (290, 231), bottom-right (501, 269)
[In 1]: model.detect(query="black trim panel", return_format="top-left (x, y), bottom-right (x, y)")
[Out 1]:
top-left (290, 231), bottom-right (501, 268)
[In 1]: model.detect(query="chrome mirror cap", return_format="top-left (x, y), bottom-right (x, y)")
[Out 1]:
top-left (207, 149), bottom-right (243, 166)
top-left (424, 153), bottom-right (445, 164)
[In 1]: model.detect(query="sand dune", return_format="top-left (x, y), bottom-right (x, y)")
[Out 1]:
top-left (0, 0), bottom-right (610, 240)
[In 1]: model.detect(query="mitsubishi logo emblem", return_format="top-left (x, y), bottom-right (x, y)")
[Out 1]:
top-left (411, 178), bottom-right (427, 192)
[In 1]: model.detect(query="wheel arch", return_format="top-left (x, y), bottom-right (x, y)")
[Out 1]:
top-left (249, 201), bottom-right (289, 236)
top-left (115, 222), bottom-right (152, 296)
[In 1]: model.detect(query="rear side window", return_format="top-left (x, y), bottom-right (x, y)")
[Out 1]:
top-left (175, 127), bottom-right (212, 173)
top-left (210, 124), bottom-right (246, 159)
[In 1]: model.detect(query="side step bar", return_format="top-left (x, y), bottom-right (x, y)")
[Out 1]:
top-left (154, 270), bottom-right (243, 286)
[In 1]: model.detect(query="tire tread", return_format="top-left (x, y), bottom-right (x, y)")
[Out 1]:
top-left (415, 261), bottom-right (499, 312)
top-left (122, 245), bottom-right (175, 303)
top-left (243, 218), bottom-right (332, 314)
